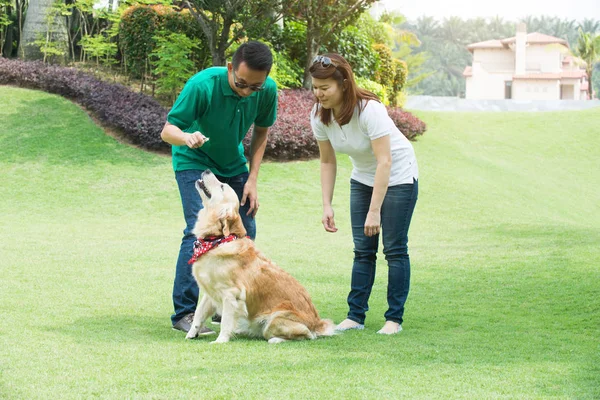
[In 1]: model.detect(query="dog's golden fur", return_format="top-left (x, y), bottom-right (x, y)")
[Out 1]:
top-left (186, 170), bottom-right (334, 344)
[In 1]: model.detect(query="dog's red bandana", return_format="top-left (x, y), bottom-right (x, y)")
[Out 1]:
top-left (188, 235), bottom-right (243, 264)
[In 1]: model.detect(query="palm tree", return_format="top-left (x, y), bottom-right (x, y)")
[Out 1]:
top-left (578, 19), bottom-right (600, 35)
top-left (488, 15), bottom-right (512, 38)
top-left (574, 29), bottom-right (600, 99)
top-left (441, 16), bottom-right (465, 47)
top-left (412, 16), bottom-right (439, 38)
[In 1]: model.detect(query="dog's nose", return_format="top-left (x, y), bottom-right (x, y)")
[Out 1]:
top-left (201, 170), bottom-right (213, 178)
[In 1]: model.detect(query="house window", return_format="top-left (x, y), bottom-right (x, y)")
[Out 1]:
top-left (505, 81), bottom-right (512, 99)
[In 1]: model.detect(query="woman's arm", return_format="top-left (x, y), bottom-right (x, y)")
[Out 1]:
top-left (364, 135), bottom-right (392, 237)
top-left (317, 140), bottom-right (338, 232)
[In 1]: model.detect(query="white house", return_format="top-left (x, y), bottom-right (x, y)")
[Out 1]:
top-left (464, 24), bottom-right (589, 100)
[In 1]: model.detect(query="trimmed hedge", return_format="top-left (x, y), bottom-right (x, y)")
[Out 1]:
top-left (243, 89), bottom-right (318, 160)
top-left (0, 58), bottom-right (426, 160)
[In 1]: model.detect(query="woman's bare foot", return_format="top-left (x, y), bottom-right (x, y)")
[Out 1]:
top-left (377, 321), bottom-right (402, 335)
top-left (335, 319), bottom-right (364, 331)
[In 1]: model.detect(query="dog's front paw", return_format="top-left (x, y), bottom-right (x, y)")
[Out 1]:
top-left (210, 335), bottom-right (230, 344)
top-left (186, 327), bottom-right (199, 339)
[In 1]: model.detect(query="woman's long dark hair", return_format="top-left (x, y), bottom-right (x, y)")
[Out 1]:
top-left (309, 53), bottom-right (379, 126)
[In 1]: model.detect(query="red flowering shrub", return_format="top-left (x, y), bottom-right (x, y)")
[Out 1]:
top-left (243, 89), bottom-right (318, 160)
top-left (386, 106), bottom-right (427, 141)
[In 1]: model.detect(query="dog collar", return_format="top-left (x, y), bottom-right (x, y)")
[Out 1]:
top-left (188, 235), bottom-right (242, 264)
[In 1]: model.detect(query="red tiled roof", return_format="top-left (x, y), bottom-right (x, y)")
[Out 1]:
top-left (467, 32), bottom-right (569, 52)
top-left (501, 32), bottom-right (569, 46)
top-left (467, 39), bottom-right (505, 52)
top-left (463, 66), bottom-right (472, 77)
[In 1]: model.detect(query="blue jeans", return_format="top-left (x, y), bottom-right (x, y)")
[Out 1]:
top-left (347, 178), bottom-right (418, 325)
top-left (171, 169), bottom-right (256, 325)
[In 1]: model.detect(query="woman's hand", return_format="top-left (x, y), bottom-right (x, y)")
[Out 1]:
top-left (322, 206), bottom-right (338, 233)
top-left (364, 210), bottom-right (381, 237)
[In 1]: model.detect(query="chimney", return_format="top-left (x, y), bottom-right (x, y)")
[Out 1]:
top-left (515, 23), bottom-right (527, 75)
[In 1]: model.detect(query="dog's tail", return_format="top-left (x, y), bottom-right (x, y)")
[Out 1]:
top-left (314, 318), bottom-right (335, 337)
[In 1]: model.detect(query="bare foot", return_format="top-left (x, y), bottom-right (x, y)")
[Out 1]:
top-left (377, 321), bottom-right (402, 335)
top-left (335, 319), bottom-right (364, 331)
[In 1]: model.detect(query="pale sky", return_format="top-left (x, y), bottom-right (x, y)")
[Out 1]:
top-left (376, 0), bottom-right (600, 22)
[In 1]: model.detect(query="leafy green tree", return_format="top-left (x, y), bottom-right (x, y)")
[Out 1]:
top-left (325, 24), bottom-right (378, 80)
top-left (578, 19), bottom-right (600, 35)
top-left (0, 0), bottom-right (12, 55)
top-left (185, 0), bottom-right (287, 66)
top-left (382, 11), bottom-right (430, 92)
top-left (574, 28), bottom-right (600, 99)
top-left (287, 0), bottom-right (377, 88)
top-left (150, 31), bottom-right (198, 102)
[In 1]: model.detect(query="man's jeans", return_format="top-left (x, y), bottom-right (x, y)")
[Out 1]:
top-left (347, 178), bottom-right (418, 325)
top-left (171, 169), bottom-right (256, 325)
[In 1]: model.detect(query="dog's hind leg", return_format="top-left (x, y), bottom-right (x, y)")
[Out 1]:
top-left (186, 294), bottom-right (216, 339)
top-left (263, 313), bottom-right (314, 343)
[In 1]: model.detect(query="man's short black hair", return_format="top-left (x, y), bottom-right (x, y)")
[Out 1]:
top-left (232, 41), bottom-right (273, 74)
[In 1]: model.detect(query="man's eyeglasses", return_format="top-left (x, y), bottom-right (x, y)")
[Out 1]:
top-left (232, 71), bottom-right (264, 92)
top-left (312, 55), bottom-right (334, 68)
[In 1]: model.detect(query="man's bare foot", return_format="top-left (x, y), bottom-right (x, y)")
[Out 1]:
top-left (377, 321), bottom-right (402, 335)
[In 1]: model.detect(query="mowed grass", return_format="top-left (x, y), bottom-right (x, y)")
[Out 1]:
top-left (0, 85), bottom-right (599, 399)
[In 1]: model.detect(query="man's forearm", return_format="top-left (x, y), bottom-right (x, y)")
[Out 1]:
top-left (161, 122), bottom-right (188, 146)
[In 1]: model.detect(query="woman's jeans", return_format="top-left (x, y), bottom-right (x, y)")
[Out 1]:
top-left (171, 169), bottom-right (256, 325)
top-left (347, 178), bottom-right (418, 325)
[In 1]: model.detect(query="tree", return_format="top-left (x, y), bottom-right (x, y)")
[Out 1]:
top-left (288, 0), bottom-right (377, 88)
top-left (574, 28), bottom-right (600, 99)
top-left (184, 0), bottom-right (287, 66)
top-left (18, 0), bottom-right (68, 62)
top-left (578, 19), bottom-right (600, 36)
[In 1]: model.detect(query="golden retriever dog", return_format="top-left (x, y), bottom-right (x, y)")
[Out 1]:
top-left (185, 170), bottom-right (334, 344)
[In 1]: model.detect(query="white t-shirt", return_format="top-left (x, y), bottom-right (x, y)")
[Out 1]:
top-left (310, 100), bottom-right (419, 187)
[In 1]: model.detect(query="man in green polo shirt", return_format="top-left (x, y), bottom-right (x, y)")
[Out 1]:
top-left (160, 41), bottom-right (278, 334)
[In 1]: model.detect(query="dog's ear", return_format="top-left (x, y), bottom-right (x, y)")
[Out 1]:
top-left (219, 206), bottom-right (246, 237)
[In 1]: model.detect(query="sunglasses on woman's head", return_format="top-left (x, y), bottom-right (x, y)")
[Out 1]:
top-left (312, 55), bottom-right (334, 68)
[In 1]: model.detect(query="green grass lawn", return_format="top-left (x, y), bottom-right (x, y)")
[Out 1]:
top-left (1, 85), bottom-right (599, 399)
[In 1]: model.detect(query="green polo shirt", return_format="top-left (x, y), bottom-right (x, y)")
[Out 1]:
top-left (167, 67), bottom-right (278, 176)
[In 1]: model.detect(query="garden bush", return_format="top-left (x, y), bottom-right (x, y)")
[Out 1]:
top-left (387, 106), bottom-right (427, 140)
top-left (243, 89), bottom-right (318, 160)
top-left (0, 59), bottom-right (426, 159)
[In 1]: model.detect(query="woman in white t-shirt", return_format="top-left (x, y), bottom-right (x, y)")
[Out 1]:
top-left (309, 53), bottom-right (419, 335)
